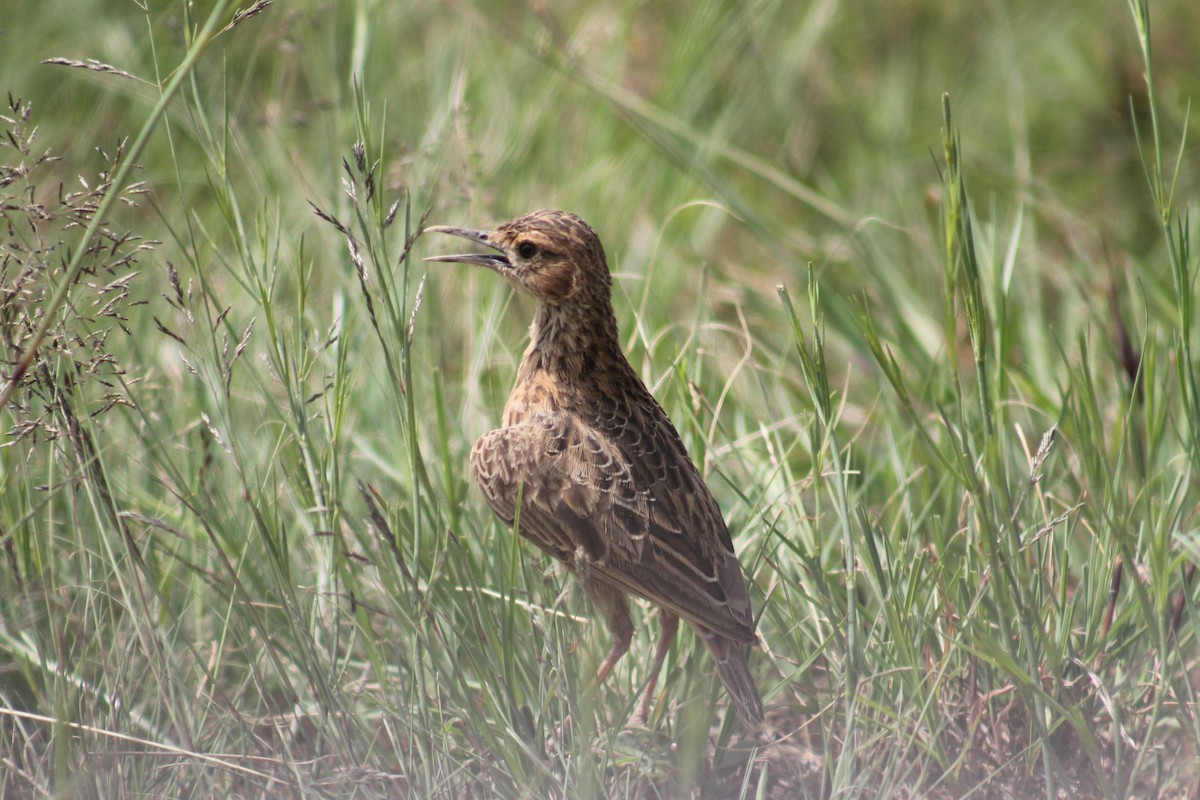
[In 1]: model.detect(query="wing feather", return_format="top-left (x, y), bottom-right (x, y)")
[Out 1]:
top-left (470, 411), bottom-right (755, 644)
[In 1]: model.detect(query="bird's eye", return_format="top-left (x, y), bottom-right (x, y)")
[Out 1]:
top-left (517, 241), bottom-right (538, 259)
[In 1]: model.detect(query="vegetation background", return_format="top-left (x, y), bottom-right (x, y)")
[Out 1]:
top-left (2, 0), bottom-right (1198, 797)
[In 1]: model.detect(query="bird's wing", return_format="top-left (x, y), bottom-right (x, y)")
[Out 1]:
top-left (470, 412), bottom-right (756, 643)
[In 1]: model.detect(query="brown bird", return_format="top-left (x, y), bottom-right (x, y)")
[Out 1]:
top-left (427, 209), bottom-right (763, 726)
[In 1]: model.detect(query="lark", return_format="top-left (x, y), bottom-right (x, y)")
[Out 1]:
top-left (428, 209), bottom-right (763, 726)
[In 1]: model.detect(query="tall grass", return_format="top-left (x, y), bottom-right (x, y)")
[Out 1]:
top-left (2, 1), bottom-right (1198, 797)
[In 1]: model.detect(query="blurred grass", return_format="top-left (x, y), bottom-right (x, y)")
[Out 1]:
top-left (2, 0), bottom-right (1199, 797)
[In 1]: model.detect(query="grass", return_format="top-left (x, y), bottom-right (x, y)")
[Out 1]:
top-left (2, 0), bottom-right (1199, 797)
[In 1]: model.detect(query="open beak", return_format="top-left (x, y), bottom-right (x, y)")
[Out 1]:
top-left (424, 226), bottom-right (511, 271)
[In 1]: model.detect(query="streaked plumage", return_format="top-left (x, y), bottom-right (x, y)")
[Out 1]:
top-left (428, 209), bottom-right (763, 725)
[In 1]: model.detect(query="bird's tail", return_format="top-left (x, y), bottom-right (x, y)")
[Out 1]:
top-left (702, 633), bottom-right (764, 726)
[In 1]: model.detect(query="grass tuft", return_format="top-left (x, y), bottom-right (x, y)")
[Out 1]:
top-left (2, 1), bottom-right (1199, 797)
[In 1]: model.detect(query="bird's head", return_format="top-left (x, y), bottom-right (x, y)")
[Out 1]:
top-left (426, 209), bottom-right (610, 306)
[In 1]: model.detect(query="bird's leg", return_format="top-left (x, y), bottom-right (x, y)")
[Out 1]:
top-left (549, 562), bottom-right (633, 752)
top-left (629, 610), bottom-right (679, 727)
top-left (584, 575), bottom-right (634, 687)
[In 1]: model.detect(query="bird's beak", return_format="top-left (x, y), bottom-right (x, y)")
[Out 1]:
top-left (424, 226), bottom-right (511, 271)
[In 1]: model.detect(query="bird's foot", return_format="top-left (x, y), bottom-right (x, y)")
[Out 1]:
top-left (625, 708), bottom-right (650, 729)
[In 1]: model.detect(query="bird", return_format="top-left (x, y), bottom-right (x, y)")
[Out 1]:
top-left (426, 209), bottom-right (763, 726)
